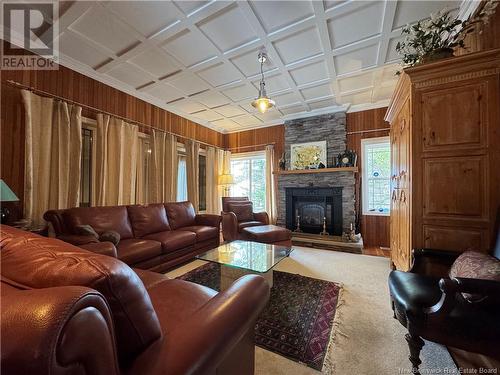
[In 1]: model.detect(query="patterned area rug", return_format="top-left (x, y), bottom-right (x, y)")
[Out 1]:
top-left (177, 263), bottom-right (342, 371)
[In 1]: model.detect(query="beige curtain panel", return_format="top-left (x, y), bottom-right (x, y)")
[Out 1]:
top-left (184, 139), bottom-right (200, 211)
top-left (265, 145), bottom-right (278, 224)
top-left (149, 130), bottom-right (178, 203)
top-left (95, 114), bottom-right (138, 206)
top-left (205, 146), bottom-right (220, 214)
top-left (22, 90), bottom-right (82, 229)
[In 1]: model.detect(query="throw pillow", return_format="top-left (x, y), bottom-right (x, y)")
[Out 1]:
top-left (228, 202), bottom-right (254, 222)
top-left (99, 230), bottom-right (121, 246)
top-left (449, 251), bottom-right (500, 302)
top-left (75, 224), bottom-right (99, 239)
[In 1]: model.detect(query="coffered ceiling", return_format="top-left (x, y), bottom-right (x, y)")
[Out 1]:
top-left (54, 0), bottom-right (461, 133)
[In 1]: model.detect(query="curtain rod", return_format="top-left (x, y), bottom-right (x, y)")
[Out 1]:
top-left (347, 127), bottom-right (390, 135)
top-left (227, 142), bottom-right (276, 150)
top-left (4, 80), bottom-right (227, 151)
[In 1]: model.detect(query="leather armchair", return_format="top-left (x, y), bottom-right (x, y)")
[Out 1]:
top-left (389, 230), bottom-right (500, 374)
top-left (221, 197), bottom-right (269, 241)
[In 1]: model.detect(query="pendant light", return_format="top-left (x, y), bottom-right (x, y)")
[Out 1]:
top-left (251, 51), bottom-right (275, 113)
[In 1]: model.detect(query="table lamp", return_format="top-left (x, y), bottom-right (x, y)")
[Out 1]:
top-left (0, 179), bottom-right (19, 223)
top-left (218, 173), bottom-right (234, 197)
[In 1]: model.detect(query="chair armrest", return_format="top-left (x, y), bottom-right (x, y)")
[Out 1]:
top-left (163, 274), bottom-right (270, 375)
top-left (454, 277), bottom-right (500, 300)
top-left (57, 234), bottom-right (99, 245)
top-left (221, 211), bottom-right (239, 241)
top-left (195, 213), bottom-right (222, 228)
top-left (1, 285), bottom-right (120, 375)
top-left (253, 211), bottom-right (269, 225)
top-left (410, 248), bottom-right (460, 277)
top-left (80, 241), bottom-right (117, 258)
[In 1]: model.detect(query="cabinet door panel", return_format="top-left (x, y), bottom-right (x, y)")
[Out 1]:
top-left (421, 83), bottom-right (486, 151)
top-left (423, 225), bottom-right (486, 253)
top-left (422, 156), bottom-right (487, 220)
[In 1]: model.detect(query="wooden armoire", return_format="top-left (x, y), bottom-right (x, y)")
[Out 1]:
top-left (385, 49), bottom-right (500, 271)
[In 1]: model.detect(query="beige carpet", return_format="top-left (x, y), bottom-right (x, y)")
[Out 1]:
top-left (167, 246), bottom-right (456, 374)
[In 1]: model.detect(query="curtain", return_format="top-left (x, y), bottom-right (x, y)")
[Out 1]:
top-left (184, 139), bottom-right (200, 210)
top-left (265, 145), bottom-right (277, 224)
top-left (206, 146), bottom-right (220, 214)
top-left (95, 114), bottom-right (138, 206)
top-left (22, 90), bottom-right (82, 229)
top-left (149, 130), bottom-right (177, 203)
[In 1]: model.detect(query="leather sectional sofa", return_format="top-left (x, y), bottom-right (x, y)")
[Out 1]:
top-left (1, 225), bottom-right (270, 375)
top-left (44, 201), bottom-right (221, 272)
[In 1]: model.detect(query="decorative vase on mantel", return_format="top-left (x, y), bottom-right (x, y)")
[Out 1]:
top-left (420, 47), bottom-right (454, 64)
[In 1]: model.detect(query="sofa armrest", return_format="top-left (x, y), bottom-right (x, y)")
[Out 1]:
top-left (221, 212), bottom-right (238, 241)
top-left (57, 234), bottom-right (99, 245)
top-left (410, 248), bottom-right (460, 277)
top-left (253, 211), bottom-right (269, 225)
top-left (195, 213), bottom-right (222, 228)
top-left (163, 274), bottom-right (270, 375)
top-left (1, 285), bottom-right (120, 375)
top-left (454, 277), bottom-right (500, 301)
top-left (80, 241), bottom-right (117, 258)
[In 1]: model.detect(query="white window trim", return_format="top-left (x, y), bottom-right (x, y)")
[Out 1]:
top-left (230, 151), bottom-right (267, 211)
top-left (361, 136), bottom-right (390, 217)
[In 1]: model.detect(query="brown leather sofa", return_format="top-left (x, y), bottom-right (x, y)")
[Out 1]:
top-left (44, 201), bottom-right (221, 272)
top-left (1, 225), bottom-right (270, 375)
top-left (221, 197), bottom-right (292, 246)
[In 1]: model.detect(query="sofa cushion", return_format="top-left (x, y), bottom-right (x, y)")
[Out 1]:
top-left (450, 251), bottom-right (500, 302)
top-left (118, 238), bottom-right (162, 265)
top-left (238, 220), bottom-right (264, 232)
top-left (144, 230), bottom-right (196, 253)
top-left (164, 202), bottom-right (196, 229)
top-left (178, 226), bottom-right (219, 242)
top-left (222, 196), bottom-right (249, 213)
top-left (127, 204), bottom-right (170, 238)
top-left (0, 225), bottom-right (161, 363)
top-left (228, 202), bottom-right (254, 222)
top-left (64, 206), bottom-right (134, 240)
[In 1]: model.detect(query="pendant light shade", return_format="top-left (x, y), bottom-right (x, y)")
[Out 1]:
top-left (251, 52), bottom-right (275, 113)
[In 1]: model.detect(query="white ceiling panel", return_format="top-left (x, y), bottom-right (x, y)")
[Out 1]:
top-left (197, 62), bottom-right (242, 87)
top-left (222, 84), bottom-right (258, 102)
top-left (129, 49), bottom-right (181, 78)
top-left (57, 0), bottom-right (465, 132)
top-left (273, 27), bottom-right (323, 64)
top-left (69, 5), bottom-right (139, 55)
top-left (334, 44), bottom-right (379, 75)
top-left (191, 90), bottom-right (231, 108)
top-left (249, 1), bottom-right (314, 33)
top-left (289, 60), bottom-right (329, 86)
top-left (168, 73), bottom-right (211, 95)
top-left (59, 31), bottom-right (109, 69)
top-left (106, 63), bottom-right (153, 88)
top-left (198, 4), bottom-right (258, 52)
top-left (142, 83), bottom-right (185, 103)
top-left (107, 1), bottom-right (180, 37)
top-left (300, 83), bottom-right (333, 100)
top-left (327, 1), bottom-right (384, 49)
top-left (392, 1), bottom-right (460, 30)
top-left (161, 29), bottom-right (218, 67)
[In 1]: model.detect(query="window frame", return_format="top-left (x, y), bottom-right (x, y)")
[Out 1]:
top-left (230, 151), bottom-right (267, 212)
top-left (361, 136), bottom-right (391, 217)
top-left (81, 117), bottom-right (97, 207)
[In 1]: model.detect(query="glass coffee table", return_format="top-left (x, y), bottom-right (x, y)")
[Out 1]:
top-left (196, 240), bottom-right (293, 290)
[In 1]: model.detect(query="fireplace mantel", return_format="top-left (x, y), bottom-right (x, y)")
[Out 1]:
top-left (274, 167), bottom-right (358, 175)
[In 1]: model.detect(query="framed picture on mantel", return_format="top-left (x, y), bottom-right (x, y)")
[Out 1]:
top-left (290, 141), bottom-right (327, 170)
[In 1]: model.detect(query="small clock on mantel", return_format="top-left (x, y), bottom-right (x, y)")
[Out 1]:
top-left (335, 150), bottom-right (357, 168)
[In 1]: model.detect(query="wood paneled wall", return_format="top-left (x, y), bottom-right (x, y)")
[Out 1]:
top-left (225, 125), bottom-right (285, 162)
top-left (1, 59), bottom-right (225, 220)
top-left (346, 107), bottom-right (390, 248)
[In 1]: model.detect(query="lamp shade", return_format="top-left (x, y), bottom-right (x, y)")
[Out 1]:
top-left (218, 174), bottom-right (234, 186)
top-left (0, 180), bottom-right (19, 202)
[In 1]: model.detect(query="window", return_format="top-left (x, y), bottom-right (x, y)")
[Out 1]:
top-left (230, 152), bottom-right (266, 212)
top-left (362, 137), bottom-right (391, 215)
top-left (177, 154), bottom-right (188, 202)
top-left (198, 154), bottom-right (206, 211)
top-left (80, 127), bottom-right (93, 207)
top-left (136, 136), bottom-right (150, 204)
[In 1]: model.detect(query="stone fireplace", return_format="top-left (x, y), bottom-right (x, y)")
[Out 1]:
top-left (277, 112), bottom-right (356, 233)
top-left (285, 187), bottom-right (343, 235)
